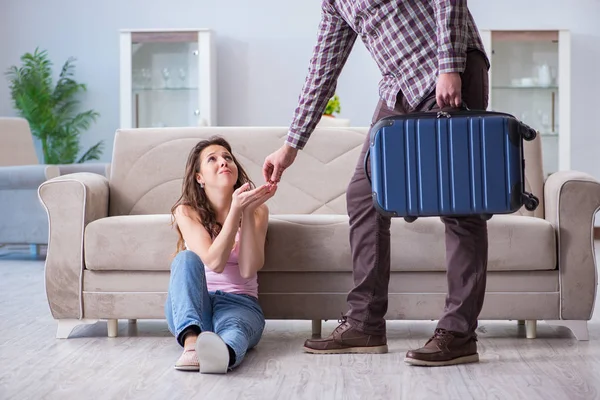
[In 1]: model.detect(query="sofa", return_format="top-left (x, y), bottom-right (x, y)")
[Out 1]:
top-left (38, 126), bottom-right (600, 341)
top-left (0, 117), bottom-right (108, 248)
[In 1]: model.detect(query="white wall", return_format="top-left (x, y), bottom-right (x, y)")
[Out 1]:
top-left (1, 0), bottom-right (599, 185)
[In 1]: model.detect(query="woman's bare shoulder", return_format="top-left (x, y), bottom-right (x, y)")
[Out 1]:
top-left (175, 204), bottom-right (201, 221)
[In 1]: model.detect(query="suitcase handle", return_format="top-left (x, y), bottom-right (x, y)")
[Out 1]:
top-left (427, 100), bottom-right (470, 111)
top-left (364, 148), bottom-right (371, 185)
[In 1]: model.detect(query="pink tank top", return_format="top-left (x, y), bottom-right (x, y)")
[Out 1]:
top-left (204, 230), bottom-right (258, 298)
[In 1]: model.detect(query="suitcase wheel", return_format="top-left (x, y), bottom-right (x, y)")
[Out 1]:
top-left (523, 193), bottom-right (540, 211)
top-left (522, 128), bottom-right (537, 141)
top-left (404, 216), bottom-right (417, 223)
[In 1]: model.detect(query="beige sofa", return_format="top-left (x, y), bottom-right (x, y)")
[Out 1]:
top-left (38, 127), bottom-right (600, 341)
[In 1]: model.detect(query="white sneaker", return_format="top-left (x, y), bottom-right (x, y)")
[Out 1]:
top-left (195, 332), bottom-right (230, 374)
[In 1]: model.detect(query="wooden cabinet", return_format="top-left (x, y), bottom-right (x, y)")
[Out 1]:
top-left (480, 29), bottom-right (571, 176)
top-left (119, 29), bottom-right (217, 129)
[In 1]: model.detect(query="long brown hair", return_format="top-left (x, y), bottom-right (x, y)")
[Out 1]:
top-left (171, 136), bottom-right (254, 253)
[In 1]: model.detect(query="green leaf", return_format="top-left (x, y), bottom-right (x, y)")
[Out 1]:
top-left (77, 140), bottom-right (104, 163)
top-left (4, 47), bottom-right (102, 164)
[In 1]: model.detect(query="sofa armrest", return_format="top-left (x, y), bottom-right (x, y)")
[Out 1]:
top-left (38, 172), bottom-right (109, 319)
top-left (56, 163), bottom-right (110, 177)
top-left (0, 165), bottom-right (60, 190)
top-left (544, 170), bottom-right (600, 320)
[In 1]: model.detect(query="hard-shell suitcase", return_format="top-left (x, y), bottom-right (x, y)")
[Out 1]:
top-left (366, 107), bottom-right (539, 222)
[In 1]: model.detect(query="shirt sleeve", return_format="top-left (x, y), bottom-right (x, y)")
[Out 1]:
top-left (433, 0), bottom-right (469, 75)
top-left (285, 2), bottom-right (358, 150)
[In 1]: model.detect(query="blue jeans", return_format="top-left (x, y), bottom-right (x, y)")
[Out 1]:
top-left (165, 250), bottom-right (266, 369)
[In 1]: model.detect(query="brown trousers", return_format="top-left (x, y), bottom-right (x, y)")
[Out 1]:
top-left (345, 49), bottom-right (489, 336)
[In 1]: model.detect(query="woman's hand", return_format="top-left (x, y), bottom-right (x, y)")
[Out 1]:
top-left (231, 183), bottom-right (277, 214)
top-left (245, 183), bottom-right (277, 214)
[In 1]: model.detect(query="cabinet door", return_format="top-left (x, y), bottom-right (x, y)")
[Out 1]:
top-left (120, 30), bottom-right (216, 129)
top-left (481, 29), bottom-right (570, 176)
top-left (557, 30), bottom-right (571, 172)
top-left (196, 31), bottom-right (216, 127)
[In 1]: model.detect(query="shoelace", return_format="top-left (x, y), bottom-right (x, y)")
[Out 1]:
top-left (433, 329), bottom-right (454, 347)
top-left (334, 314), bottom-right (349, 334)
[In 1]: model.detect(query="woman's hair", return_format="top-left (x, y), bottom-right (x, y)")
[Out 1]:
top-left (171, 136), bottom-right (254, 253)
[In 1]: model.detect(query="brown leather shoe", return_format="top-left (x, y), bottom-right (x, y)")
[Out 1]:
top-left (404, 328), bottom-right (479, 366)
top-left (303, 316), bottom-right (388, 354)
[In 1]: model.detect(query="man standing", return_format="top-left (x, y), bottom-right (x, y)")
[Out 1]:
top-left (262, 0), bottom-right (490, 366)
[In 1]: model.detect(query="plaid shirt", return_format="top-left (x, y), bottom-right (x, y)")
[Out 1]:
top-left (286, 0), bottom-right (488, 149)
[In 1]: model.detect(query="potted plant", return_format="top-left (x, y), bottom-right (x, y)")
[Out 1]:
top-left (318, 94), bottom-right (350, 127)
top-left (5, 47), bottom-right (103, 164)
top-left (324, 94), bottom-right (341, 118)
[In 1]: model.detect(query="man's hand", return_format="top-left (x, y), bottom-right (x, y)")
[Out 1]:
top-left (262, 144), bottom-right (298, 183)
top-left (436, 72), bottom-right (462, 109)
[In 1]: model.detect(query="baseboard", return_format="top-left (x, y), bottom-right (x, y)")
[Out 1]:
top-left (595, 227), bottom-right (600, 240)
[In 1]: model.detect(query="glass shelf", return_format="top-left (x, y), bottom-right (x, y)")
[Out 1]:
top-left (492, 85), bottom-right (558, 90)
top-left (133, 87), bottom-right (199, 92)
top-left (539, 132), bottom-right (559, 137)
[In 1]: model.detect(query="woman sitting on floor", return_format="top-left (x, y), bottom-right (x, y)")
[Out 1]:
top-left (165, 136), bottom-right (276, 373)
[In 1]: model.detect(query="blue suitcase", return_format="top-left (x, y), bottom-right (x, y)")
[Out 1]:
top-left (366, 107), bottom-right (539, 222)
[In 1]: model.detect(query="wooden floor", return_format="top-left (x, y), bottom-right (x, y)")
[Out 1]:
top-left (1, 244), bottom-right (600, 400)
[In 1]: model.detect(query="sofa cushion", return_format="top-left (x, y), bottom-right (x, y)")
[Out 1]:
top-left (84, 214), bottom-right (555, 272)
top-left (85, 215), bottom-right (178, 271)
top-left (396, 215), bottom-right (555, 271)
top-left (266, 214), bottom-right (556, 272)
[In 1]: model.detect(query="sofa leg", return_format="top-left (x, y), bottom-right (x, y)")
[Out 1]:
top-left (128, 319), bottom-right (137, 325)
top-left (544, 320), bottom-right (589, 341)
top-left (525, 320), bottom-right (537, 339)
top-left (56, 319), bottom-right (99, 339)
top-left (312, 319), bottom-right (322, 338)
top-left (517, 320), bottom-right (525, 326)
top-left (107, 319), bottom-right (118, 338)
